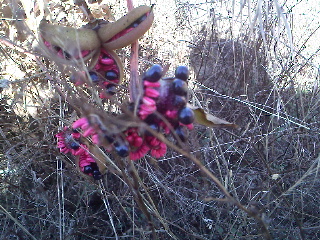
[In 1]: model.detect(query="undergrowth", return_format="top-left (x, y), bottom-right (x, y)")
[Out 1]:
top-left (0, 0), bottom-right (319, 239)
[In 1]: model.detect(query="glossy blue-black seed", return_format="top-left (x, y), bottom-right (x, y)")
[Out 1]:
top-left (90, 162), bottom-right (99, 170)
top-left (175, 66), bottom-right (189, 81)
top-left (143, 64), bottom-right (163, 82)
top-left (145, 123), bottom-right (159, 136)
top-left (106, 84), bottom-right (117, 95)
top-left (89, 71), bottom-right (99, 83)
top-left (104, 134), bottom-right (115, 144)
top-left (114, 141), bottom-right (129, 158)
top-left (83, 165), bottom-right (93, 174)
top-left (173, 95), bottom-right (187, 109)
top-left (93, 170), bottom-right (102, 180)
top-left (105, 70), bottom-right (118, 80)
top-left (53, 46), bottom-right (62, 52)
top-left (172, 78), bottom-right (188, 96)
top-left (69, 74), bottom-right (76, 83)
top-left (130, 14), bottom-right (147, 28)
top-left (175, 126), bottom-right (187, 142)
top-left (63, 51), bottom-right (71, 60)
top-left (70, 141), bottom-right (80, 150)
top-left (178, 107), bottom-right (195, 125)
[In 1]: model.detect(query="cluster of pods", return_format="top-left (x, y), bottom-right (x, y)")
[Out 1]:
top-left (39, 6), bottom-right (153, 99)
top-left (55, 65), bottom-right (195, 179)
top-left (44, 5), bottom-right (195, 179)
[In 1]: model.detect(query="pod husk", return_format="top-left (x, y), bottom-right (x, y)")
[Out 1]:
top-left (39, 20), bottom-right (100, 64)
top-left (98, 5), bottom-right (154, 50)
top-left (87, 49), bottom-right (124, 86)
top-left (101, 49), bottom-right (124, 84)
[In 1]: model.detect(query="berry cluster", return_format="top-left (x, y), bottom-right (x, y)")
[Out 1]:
top-left (55, 126), bottom-right (103, 180)
top-left (70, 48), bottom-right (121, 99)
top-left (56, 65), bottom-right (195, 179)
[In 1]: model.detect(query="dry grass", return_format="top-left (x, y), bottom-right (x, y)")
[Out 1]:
top-left (0, 0), bottom-right (319, 239)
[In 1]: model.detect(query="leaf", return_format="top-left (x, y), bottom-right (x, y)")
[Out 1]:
top-left (188, 104), bottom-right (239, 129)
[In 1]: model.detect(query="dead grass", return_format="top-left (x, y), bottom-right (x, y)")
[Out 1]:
top-left (0, 0), bottom-right (319, 239)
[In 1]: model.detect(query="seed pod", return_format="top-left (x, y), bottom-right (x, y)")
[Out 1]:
top-left (175, 66), bottom-right (189, 81)
top-left (178, 107), bottom-right (195, 125)
top-left (75, 142), bottom-right (107, 180)
top-left (99, 5), bottom-right (154, 50)
top-left (39, 20), bottom-right (100, 64)
top-left (93, 49), bottom-right (124, 85)
top-left (143, 64), bottom-right (163, 82)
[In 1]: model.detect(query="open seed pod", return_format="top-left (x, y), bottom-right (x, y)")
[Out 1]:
top-left (39, 20), bottom-right (100, 65)
top-left (98, 5), bottom-right (154, 50)
top-left (92, 48), bottom-right (124, 83)
top-left (75, 142), bottom-right (107, 181)
top-left (85, 48), bottom-right (124, 98)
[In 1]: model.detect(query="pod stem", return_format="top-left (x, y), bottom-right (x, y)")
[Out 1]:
top-left (127, 0), bottom-right (142, 106)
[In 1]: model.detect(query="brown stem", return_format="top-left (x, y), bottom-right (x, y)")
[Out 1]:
top-left (126, 0), bottom-right (141, 103)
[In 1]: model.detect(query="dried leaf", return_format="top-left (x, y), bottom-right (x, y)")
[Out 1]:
top-left (188, 104), bottom-right (239, 129)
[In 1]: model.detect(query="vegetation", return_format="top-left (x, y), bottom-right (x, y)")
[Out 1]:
top-left (0, 0), bottom-right (319, 239)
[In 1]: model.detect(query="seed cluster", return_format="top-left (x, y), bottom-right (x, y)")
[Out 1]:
top-left (56, 65), bottom-right (195, 179)
top-left (55, 127), bottom-right (103, 180)
top-left (70, 48), bottom-right (121, 99)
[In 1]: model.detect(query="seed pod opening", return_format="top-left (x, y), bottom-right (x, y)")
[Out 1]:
top-left (99, 5), bottom-right (154, 50)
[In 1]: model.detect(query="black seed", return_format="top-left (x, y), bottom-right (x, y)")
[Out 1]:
top-left (132, 22), bottom-right (139, 28)
top-left (130, 14), bottom-right (147, 28)
top-left (175, 66), bottom-right (189, 81)
top-left (106, 84), bottom-right (117, 95)
top-left (178, 107), bottom-right (195, 125)
top-left (143, 64), bottom-right (163, 82)
top-left (93, 170), bottom-right (102, 180)
top-left (128, 103), bottom-right (134, 111)
top-left (53, 45), bottom-right (62, 52)
top-left (69, 74), bottom-right (77, 83)
top-left (105, 70), bottom-right (118, 80)
top-left (90, 162), bottom-right (99, 171)
top-left (172, 78), bottom-right (188, 96)
top-left (70, 141), bottom-right (80, 150)
top-left (173, 95), bottom-right (187, 109)
top-left (175, 126), bottom-right (188, 142)
top-left (89, 71), bottom-right (99, 83)
top-left (102, 55), bottom-right (111, 60)
top-left (63, 51), bottom-right (71, 60)
top-left (136, 14), bottom-right (147, 24)
top-left (146, 123), bottom-right (159, 136)
top-left (144, 114), bottom-right (160, 124)
top-left (104, 134), bottom-right (115, 144)
top-left (83, 165), bottom-right (93, 174)
top-left (114, 140), bottom-right (129, 157)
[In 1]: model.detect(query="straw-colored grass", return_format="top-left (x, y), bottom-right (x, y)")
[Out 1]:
top-left (0, 0), bottom-right (319, 239)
